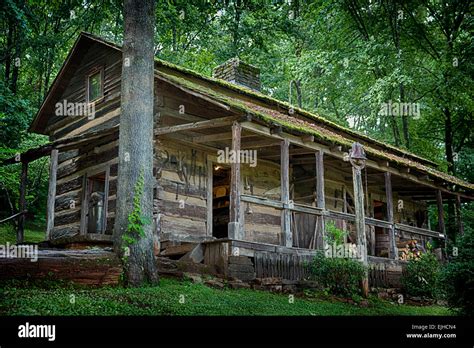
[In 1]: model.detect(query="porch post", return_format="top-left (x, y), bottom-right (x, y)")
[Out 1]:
top-left (229, 122), bottom-right (242, 240)
top-left (281, 139), bottom-right (292, 247)
top-left (436, 190), bottom-right (446, 237)
top-left (349, 143), bottom-right (368, 297)
top-left (17, 160), bottom-right (28, 244)
top-left (455, 195), bottom-right (464, 236)
top-left (342, 185), bottom-right (347, 238)
top-left (315, 150), bottom-right (325, 249)
top-left (46, 149), bottom-right (58, 241)
top-left (384, 172), bottom-right (398, 259)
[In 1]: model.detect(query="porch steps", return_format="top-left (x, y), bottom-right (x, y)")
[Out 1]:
top-left (160, 242), bottom-right (196, 257)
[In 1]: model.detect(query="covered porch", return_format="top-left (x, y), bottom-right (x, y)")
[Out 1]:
top-left (156, 104), bottom-right (471, 284)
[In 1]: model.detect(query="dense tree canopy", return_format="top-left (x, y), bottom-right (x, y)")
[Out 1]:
top-left (0, 0), bottom-right (472, 236)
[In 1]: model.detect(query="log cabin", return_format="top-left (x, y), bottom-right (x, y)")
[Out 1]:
top-left (7, 32), bottom-right (474, 286)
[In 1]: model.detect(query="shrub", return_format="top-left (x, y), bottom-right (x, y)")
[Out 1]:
top-left (310, 252), bottom-right (366, 297)
top-left (440, 230), bottom-right (474, 315)
top-left (324, 221), bottom-right (347, 246)
top-left (401, 248), bottom-right (440, 298)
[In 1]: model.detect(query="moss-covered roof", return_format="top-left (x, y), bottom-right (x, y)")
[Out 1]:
top-left (29, 32), bottom-right (473, 195)
top-left (156, 71), bottom-right (474, 193)
top-left (82, 32), bottom-right (437, 166)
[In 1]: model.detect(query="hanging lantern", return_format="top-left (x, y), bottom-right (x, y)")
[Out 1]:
top-left (349, 142), bottom-right (367, 169)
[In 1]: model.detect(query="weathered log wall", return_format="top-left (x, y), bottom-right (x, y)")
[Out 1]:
top-left (46, 42), bottom-right (122, 140)
top-left (240, 162), bottom-right (281, 244)
top-left (53, 134), bottom-right (118, 240)
top-left (0, 249), bottom-right (122, 286)
top-left (154, 138), bottom-right (283, 245)
top-left (154, 139), bottom-right (209, 241)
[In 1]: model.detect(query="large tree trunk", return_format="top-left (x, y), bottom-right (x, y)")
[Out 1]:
top-left (400, 83), bottom-right (410, 149)
top-left (114, 0), bottom-right (159, 286)
top-left (389, 114), bottom-right (401, 147)
top-left (4, 18), bottom-right (13, 86)
top-left (444, 107), bottom-right (455, 175)
top-left (10, 26), bottom-right (21, 95)
top-left (443, 107), bottom-right (457, 242)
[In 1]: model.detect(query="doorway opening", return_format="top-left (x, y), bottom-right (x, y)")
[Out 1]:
top-left (212, 164), bottom-right (230, 239)
top-left (85, 171), bottom-right (108, 234)
top-left (373, 200), bottom-right (388, 256)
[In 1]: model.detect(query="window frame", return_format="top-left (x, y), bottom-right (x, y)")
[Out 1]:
top-left (85, 66), bottom-right (104, 104)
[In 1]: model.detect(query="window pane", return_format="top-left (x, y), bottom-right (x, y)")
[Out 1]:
top-left (88, 71), bottom-right (101, 101)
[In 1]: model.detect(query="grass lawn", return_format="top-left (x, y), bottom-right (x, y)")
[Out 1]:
top-left (0, 221), bottom-right (451, 316)
top-left (0, 277), bottom-right (451, 316)
top-left (0, 222), bottom-right (45, 244)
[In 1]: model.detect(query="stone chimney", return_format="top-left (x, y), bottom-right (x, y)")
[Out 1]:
top-left (213, 58), bottom-right (261, 92)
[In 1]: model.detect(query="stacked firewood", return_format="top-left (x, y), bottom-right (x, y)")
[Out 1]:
top-left (398, 239), bottom-right (423, 260)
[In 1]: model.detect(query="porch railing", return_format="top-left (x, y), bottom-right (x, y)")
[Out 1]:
top-left (240, 194), bottom-right (444, 259)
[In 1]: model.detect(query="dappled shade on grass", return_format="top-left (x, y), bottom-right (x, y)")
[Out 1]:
top-left (0, 277), bottom-right (451, 316)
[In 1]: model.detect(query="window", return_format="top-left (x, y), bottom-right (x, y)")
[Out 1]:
top-left (87, 68), bottom-right (103, 102)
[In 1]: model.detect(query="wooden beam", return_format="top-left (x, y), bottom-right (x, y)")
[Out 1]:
top-left (270, 124), bottom-right (283, 135)
top-left (157, 106), bottom-right (204, 123)
top-left (206, 155), bottom-right (213, 237)
top-left (419, 174), bottom-right (431, 182)
top-left (46, 150), bottom-right (59, 241)
top-left (365, 217), bottom-right (391, 229)
top-left (350, 154), bottom-right (368, 297)
top-left (280, 139), bottom-right (292, 247)
top-left (193, 132), bottom-right (232, 144)
top-left (79, 175), bottom-right (88, 235)
top-left (436, 190), bottom-right (446, 237)
top-left (239, 121), bottom-right (473, 200)
top-left (343, 186), bottom-right (347, 213)
top-left (102, 166), bottom-right (110, 233)
top-left (327, 209), bottom-right (441, 236)
top-left (395, 223), bottom-right (444, 239)
top-left (384, 172), bottom-right (398, 259)
top-left (159, 132), bottom-right (220, 153)
top-left (261, 149), bottom-right (318, 159)
top-left (0, 211), bottom-right (27, 224)
top-left (193, 130), bottom-right (258, 144)
top-left (241, 194), bottom-right (283, 209)
top-left (241, 139), bottom-right (280, 150)
top-left (292, 203), bottom-right (324, 216)
top-left (301, 135), bottom-right (314, 143)
top-left (229, 122), bottom-right (242, 239)
top-left (155, 116), bottom-right (238, 135)
top-left (315, 150), bottom-right (325, 249)
top-left (329, 145), bottom-right (343, 153)
top-left (2, 126), bottom-right (120, 167)
top-left (17, 161), bottom-right (28, 243)
top-left (155, 73), bottom-right (231, 111)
